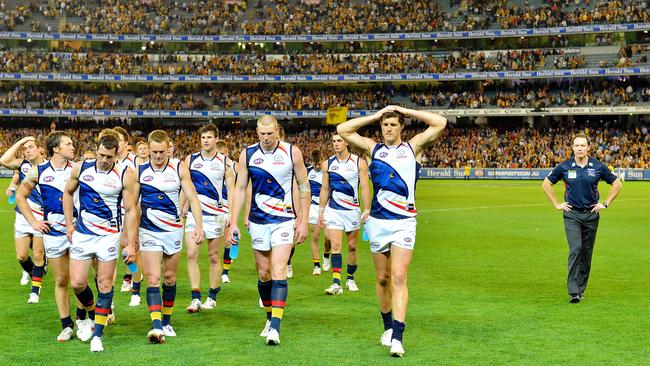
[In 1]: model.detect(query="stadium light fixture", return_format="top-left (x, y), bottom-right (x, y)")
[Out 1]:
top-left (109, 40), bottom-right (113, 44)
top-left (150, 41), bottom-right (155, 45)
top-left (645, 30), bottom-right (649, 34)
top-left (27, 38), bottom-right (31, 43)
top-left (141, 45), bottom-right (146, 51)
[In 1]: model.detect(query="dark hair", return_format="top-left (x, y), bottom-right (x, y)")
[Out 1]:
top-left (45, 131), bottom-right (70, 156)
top-left (98, 129), bottom-right (119, 153)
top-left (113, 126), bottom-right (130, 143)
top-left (198, 124), bottom-right (219, 137)
top-left (572, 132), bottom-right (590, 145)
top-left (311, 149), bottom-right (322, 164)
top-left (381, 111), bottom-right (405, 125)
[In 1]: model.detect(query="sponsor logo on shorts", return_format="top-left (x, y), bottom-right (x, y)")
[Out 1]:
top-left (253, 238), bottom-right (264, 245)
top-left (379, 152), bottom-right (388, 158)
top-left (46, 247), bottom-right (59, 254)
top-left (370, 241), bottom-right (381, 249)
top-left (352, 221), bottom-right (358, 226)
top-left (108, 247), bottom-right (116, 253)
top-left (281, 232), bottom-right (290, 238)
top-left (71, 247), bottom-right (84, 255)
top-left (82, 175), bottom-right (94, 182)
top-left (43, 176), bottom-right (55, 182)
top-left (253, 158), bottom-right (264, 165)
top-left (143, 175), bottom-right (154, 182)
top-left (404, 237), bottom-right (413, 243)
top-left (142, 240), bottom-right (155, 247)
top-left (193, 163), bottom-right (203, 169)
top-left (174, 241), bottom-right (182, 248)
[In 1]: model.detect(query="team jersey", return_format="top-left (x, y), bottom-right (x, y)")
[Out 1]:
top-left (16, 159), bottom-right (43, 217)
top-left (139, 158), bottom-right (183, 232)
top-left (37, 160), bottom-right (75, 236)
top-left (76, 160), bottom-right (128, 236)
top-left (246, 141), bottom-right (295, 225)
top-left (369, 142), bottom-right (420, 220)
top-left (119, 153), bottom-right (137, 171)
top-left (307, 165), bottom-right (323, 206)
top-left (326, 154), bottom-right (360, 211)
top-left (189, 152), bottom-right (228, 217)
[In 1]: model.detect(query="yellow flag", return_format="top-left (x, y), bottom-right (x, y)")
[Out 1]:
top-left (326, 106), bottom-right (349, 125)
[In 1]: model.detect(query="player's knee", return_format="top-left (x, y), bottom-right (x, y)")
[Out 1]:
top-left (146, 274), bottom-right (161, 287)
top-left (347, 242), bottom-right (357, 253)
top-left (208, 251), bottom-right (220, 265)
top-left (55, 273), bottom-right (70, 287)
top-left (70, 278), bottom-right (86, 293)
top-left (391, 271), bottom-right (408, 288)
top-left (258, 269), bottom-right (271, 282)
top-left (377, 273), bottom-right (390, 287)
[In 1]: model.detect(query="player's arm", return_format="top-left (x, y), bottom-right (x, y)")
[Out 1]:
top-left (63, 163), bottom-right (82, 242)
top-left (228, 150), bottom-right (249, 244)
top-left (359, 158), bottom-right (371, 223)
top-left (317, 160), bottom-right (329, 228)
top-left (399, 106), bottom-right (447, 160)
top-left (224, 158), bottom-right (235, 227)
top-left (243, 179), bottom-right (252, 230)
top-left (16, 166), bottom-right (49, 232)
top-left (0, 136), bottom-right (35, 169)
top-left (293, 146), bottom-right (310, 243)
top-left (179, 154), bottom-right (192, 217)
top-left (6, 171), bottom-right (19, 196)
top-left (336, 107), bottom-right (396, 157)
top-left (121, 168), bottom-right (139, 262)
top-left (179, 160), bottom-right (204, 243)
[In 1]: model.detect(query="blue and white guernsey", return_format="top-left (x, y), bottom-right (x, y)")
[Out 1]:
top-left (17, 159), bottom-right (43, 217)
top-left (369, 143), bottom-right (420, 220)
top-left (139, 158), bottom-right (183, 232)
top-left (189, 152), bottom-right (228, 217)
top-left (37, 160), bottom-right (74, 236)
top-left (307, 165), bottom-right (323, 206)
top-left (120, 153), bottom-right (137, 171)
top-left (246, 142), bottom-right (294, 225)
top-left (327, 154), bottom-right (360, 211)
top-left (76, 160), bottom-right (127, 236)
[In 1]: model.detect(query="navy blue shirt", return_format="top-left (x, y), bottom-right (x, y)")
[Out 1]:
top-left (547, 157), bottom-right (618, 209)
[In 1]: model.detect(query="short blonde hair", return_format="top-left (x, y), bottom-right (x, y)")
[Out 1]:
top-left (257, 115), bottom-right (278, 129)
top-left (148, 130), bottom-right (170, 145)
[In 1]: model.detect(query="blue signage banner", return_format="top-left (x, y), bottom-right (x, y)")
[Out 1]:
top-left (0, 23), bottom-right (647, 43)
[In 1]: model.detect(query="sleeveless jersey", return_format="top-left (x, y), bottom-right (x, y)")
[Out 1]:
top-left (76, 160), bottom-right (127, 236)
top-left (189, 152), bottom-right (228, 217)
top-left (139, 158), bottom-right (183, 232)
top-left (246, 142), bottom-right (294, 225)
top-left (16, 159), bottom-right (43, 216)
top-left (120, 153), bottom-right (137, 171)
top-left (327, 154), bottom-right (360, 211)
top-left (369, 143), bottom-right (420, 220)
top-left (37, 160), bottom-right (74, 236)
top-left (307, 165), bottom-right (323, 206)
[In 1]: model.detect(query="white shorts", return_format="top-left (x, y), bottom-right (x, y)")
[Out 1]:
top-left (309, 204), bottom-right (320, 225)
top-left (185, 213), bottom-right (225, 240)
top-left (365, 216), bottom-right (416, 254)
top-left (324, 207), bottom-right (361, 232)
top-left (249, 220), bottom-right (294, 252)
top-left (70, 231), bottom-right (120, 262)
top-left (139, 228), bottom-right (183, 255)
top-left (43, 234), bottom-right (71, 259)
top-left (14, 212), bottom-right (43, 238)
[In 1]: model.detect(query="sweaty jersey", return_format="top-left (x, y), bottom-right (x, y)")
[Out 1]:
top-left (139, 158), bottom-right (183, 232)
top-left (327, 154), bottom-right (360, 211)
top-left (37, 160), bottom-right (75, 236)
top-left (369, 143), bottom-right (420, 220)
top-left (246, 142), bottom-right (295, 225)
top-left (76, 160), bottom-right (127, 236)
top-left (16, 159), bottom-right (43, 217)
top-left (189, 152), bottom-right (228, 217)
top-left (307, 165), bottom-right (323, 206)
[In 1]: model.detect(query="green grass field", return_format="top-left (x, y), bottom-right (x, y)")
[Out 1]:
top-left (0, 179), bottom-right (648, 365)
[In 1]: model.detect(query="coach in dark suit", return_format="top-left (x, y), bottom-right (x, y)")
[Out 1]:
top-left (542, 132), bottom-right (622, 303)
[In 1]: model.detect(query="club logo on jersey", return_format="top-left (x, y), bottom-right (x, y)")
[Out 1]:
top-left (273, 155), bottom-right (284, 165)
top-left (331, 166), bottom-right (339, 171)
top-left (164, 172), bottom-right (176, 182)
top-left (21, 167), bottom-right (30, 174)
top-left (43, 176), bottom-right (55, 182)
top-left (587, 168), bottom-right (596, 177)
top-left (396, 149), bottom-right (407, 158)
top-left (253, 158), bottom-right (264, 165)
top-left (83, 175), bottom-right (94, 182)
top-left (143, 175), bottom-right (154, 182)
top-left (210, 162), bottom-right (221, 170)
top-left (193, 163), bottom-right (203, 169)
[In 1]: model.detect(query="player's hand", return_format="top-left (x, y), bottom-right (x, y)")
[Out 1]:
top-left (555, 202), bottom-right (572, 211)
top-left (180, 206), bottom-right (189, 218)
top-left (294, 220), bottom-right (307, 244)
top-left (223, 214), bottom-right (230, 229)
top-left (228, 224), bottom-right (240, 245)
top-left (123, 244), bottom-right (137, 264)
top-left (375, 105), bottom-right (398, 118)
top-left (318, 213), bottom-right (326, 229)
top-left (66, 225), bottom-right (75, 243)
top-left (591, 203), bottom-right (606, 213)
top-left (19, 136), bottom-right (36, 145)
top-left (6, 186), bottom-right (16, 196)
top-left (32, 220), bottom-right (51, 233)
top-left (244, 216), bottom-right (250, 230)
top-left (360, 209), bottom-right (370, 224)
top-left (193, 226), bottom-right (205, 244)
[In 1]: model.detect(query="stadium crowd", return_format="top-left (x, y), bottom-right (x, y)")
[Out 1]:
top-left (0, 123), bottom-right (646, 169)
top-left (1, 0), bottom-right (648, 34)
top-left (1, 79), bottom-right (649, 110)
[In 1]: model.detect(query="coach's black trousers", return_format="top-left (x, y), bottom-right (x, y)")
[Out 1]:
top-left (563, 210), bottom-right (600, 296)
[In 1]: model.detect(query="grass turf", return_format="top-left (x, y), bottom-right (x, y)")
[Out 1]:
top-left (0, 179), bottom-right (648, 365)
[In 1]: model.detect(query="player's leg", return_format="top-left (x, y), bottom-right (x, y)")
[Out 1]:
top-left (185, 229), bottom-right (203, 313)
top-left (388, 246), bottom-right (413, 357)
top-left (204, 235), bottom-right (223, 309)
top-left (325, 226), bottom-right (344, 295)
top-left (30, 235), bottom-right (47, 298)
top-left (322, 236), bottom-right (332, 271)
top-left (161, 251), bottom-right (181, 336)
top-left (345, 229), bottom-right (360, 292)
top-left (254, 249), bottom-right (273, 337)
top-left (372, 251), bottom-right (393, 347)
top-left (15, 236), bottom-right (33, 286)
top-left (222, 226), bottom-right (232, 283)
top-left (90, 258), bottom-right (117, 352)
top-left (265, 242), bottom-right (293, 345)
top-left (129, 252), bottom-right (143, 306)
top-left (309, 223), bottom-right (321, 275)
top-left (69, 255), bottom-right (95, 342)
top-left (141, 248), bottom-right (165, 343)
top-left (48, 253), bottom-right (74, 341)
